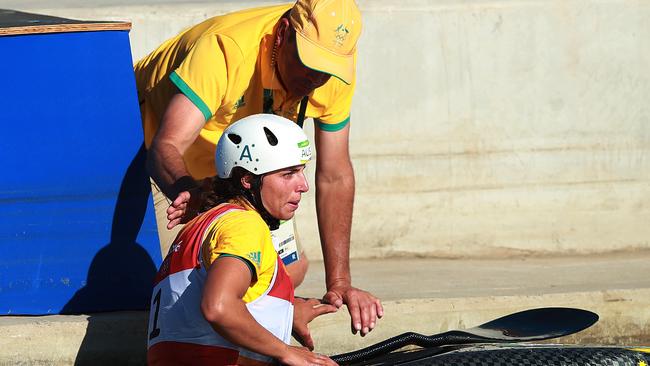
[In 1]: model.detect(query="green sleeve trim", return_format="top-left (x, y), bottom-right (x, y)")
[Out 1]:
top-left (315, 115), bottom-right (350, 132)
top-left (169, 71), bottom-right (212, 121)
top-left (217, 254), bottom-right (256, 280)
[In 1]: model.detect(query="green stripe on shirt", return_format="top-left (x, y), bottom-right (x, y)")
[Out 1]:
top-left (169, 71), bottom-right (212, 121)
top-left (217, 254), bottom-right (256, 279)
top-left (315, 116), bottom-right (350, 132)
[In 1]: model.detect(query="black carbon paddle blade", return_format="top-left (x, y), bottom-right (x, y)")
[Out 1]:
top-left (331, 307), bottom-right (599, 365)
top-left (464, 307), bottom-right (599, 341)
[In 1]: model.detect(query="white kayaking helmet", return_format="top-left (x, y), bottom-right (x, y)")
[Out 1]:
top-left (216, 114), bottom-right (312, 178)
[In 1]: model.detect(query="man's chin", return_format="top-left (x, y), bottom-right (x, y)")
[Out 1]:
top-left (289, 85), bottom-right (314, 99)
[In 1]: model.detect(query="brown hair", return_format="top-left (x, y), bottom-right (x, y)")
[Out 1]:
top-left (200, 167), bottom-right (251, 212)
top-left (200, 167), bottom-right (280, 230)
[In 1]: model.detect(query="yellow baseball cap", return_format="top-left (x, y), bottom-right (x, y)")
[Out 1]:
top-left (289, 0), bottom-right (362, 85)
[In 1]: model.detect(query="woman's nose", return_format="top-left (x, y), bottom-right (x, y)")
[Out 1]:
top-left (297, 172), bottom-right (309, 193)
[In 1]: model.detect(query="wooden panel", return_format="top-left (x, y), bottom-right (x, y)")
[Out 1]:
top-left (0, 9), bottom-right (130, 36)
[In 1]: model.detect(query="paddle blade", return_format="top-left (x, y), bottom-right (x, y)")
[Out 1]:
top-left (466, 307), bottom-right (599, 341)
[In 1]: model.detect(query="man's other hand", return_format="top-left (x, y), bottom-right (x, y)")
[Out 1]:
top-left (166, 189), bottom-right (201, 229)
top-left (323, 285), bottom-right (383, 336)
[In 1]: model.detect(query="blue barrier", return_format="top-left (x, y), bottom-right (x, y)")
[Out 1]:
top-left (0, 22), bottom-right (162, 314)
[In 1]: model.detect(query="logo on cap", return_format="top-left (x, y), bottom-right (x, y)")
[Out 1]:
top-left (334, 24), bottom-right (350, 47)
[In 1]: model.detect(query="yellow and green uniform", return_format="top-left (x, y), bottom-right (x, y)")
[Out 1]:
top-left (135, 3), bottom-right (356, 180)
top-left (147, 198), bottom-right (295, 365)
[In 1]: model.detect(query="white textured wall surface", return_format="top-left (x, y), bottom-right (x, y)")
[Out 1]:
top-left (9, 0), bottom-right (649, 258)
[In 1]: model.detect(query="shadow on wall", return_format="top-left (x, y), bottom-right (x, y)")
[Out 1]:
top-left (62, 145), bottom-right (156, 365)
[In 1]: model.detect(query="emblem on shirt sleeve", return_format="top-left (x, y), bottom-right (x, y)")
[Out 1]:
top-left (247, 251), bottom-right (262, 267)
top-left (234, 95), bottom-right (246, 109)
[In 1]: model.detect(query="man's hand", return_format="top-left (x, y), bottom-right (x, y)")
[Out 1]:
top-left (292, 298), bottom-right (338, 350)
top-left (323, 284), bottom-right (383, 337)
top-left (166, 188), bottom-right (201, 229)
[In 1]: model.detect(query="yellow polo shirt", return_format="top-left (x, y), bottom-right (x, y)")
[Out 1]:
top-left (135, 3), bottom-right (356, 180)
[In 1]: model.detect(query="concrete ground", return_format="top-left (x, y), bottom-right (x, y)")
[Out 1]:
top-left (1, 251), bottom-right (649, 365)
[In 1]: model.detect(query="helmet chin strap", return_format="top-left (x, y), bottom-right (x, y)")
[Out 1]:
top-left (244, 174), bottom-right (280, 231)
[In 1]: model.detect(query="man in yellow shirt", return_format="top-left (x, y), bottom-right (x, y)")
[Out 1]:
top-left (135, 0), bottom-right (382, 336)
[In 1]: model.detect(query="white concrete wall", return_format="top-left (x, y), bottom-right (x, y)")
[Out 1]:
top-left (14, 0), bottom-right (650, 259)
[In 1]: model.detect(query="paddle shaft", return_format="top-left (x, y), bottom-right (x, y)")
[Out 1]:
top-left (331, 330), bottom-right (521, 364)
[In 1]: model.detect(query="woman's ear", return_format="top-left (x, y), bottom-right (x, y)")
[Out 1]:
top-left (241, 173), bottom-right (253, 189)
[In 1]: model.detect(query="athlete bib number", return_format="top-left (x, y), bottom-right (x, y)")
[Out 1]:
top-left (149, 288), bottom-right (162, 340)
top-left (271, 219), bottom-right (300, 266)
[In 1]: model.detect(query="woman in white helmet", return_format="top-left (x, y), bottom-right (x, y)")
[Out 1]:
top-left (147, 114), bottom-right (338, 366)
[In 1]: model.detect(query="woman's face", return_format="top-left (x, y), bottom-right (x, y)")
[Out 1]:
top-left (259, 165), bottom-right (309, 220)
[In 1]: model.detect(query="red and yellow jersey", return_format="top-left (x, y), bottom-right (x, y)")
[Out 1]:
top-left (135, 3), bottom-right (356, 180)
top-left (147, 201), bottom-right (294, 366)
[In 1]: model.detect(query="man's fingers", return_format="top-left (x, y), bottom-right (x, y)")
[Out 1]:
top-left (171, 198), bottom-right (188, 209)
top-left (360, 295), bottom-right (381, 335)
top-left (337, 288), bottom-right (384, 336)
top-left (166, 200), bottom-right (187, 223)
top-left (346, 299), bottom-right (362, 334)
top-left (323, 291), bottom-right (343, 308)
top-left (359, 299), bottom-right (372, 336)
top-left (367, 300), bottom-right (377, 332)
top-left (357, 298), bottom-right (376, 336)
top-left (166, 218), bottom-right (181, 230)
top-left (174, 191), bottom-right (191, 204)
top-left (376, 299), bottom-right (384, 318)
top-left (166, 203), bottom-right (183, 216)
top-left (165, 189), bottom-right (203, 227)
top-left (167, 207), bottom-right (185, 221)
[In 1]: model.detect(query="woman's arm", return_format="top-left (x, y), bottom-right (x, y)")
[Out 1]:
top-left (200, 256), bottom-right (336, 365)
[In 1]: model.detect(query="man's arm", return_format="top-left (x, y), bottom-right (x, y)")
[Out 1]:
top-left (147, 93), bottom-right (205, 228)
top-left (314, 122), bottom-right (384, 336)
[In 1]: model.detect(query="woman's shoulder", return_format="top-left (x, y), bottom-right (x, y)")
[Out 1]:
top-left (207, 202), bottom-right (267, 232)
